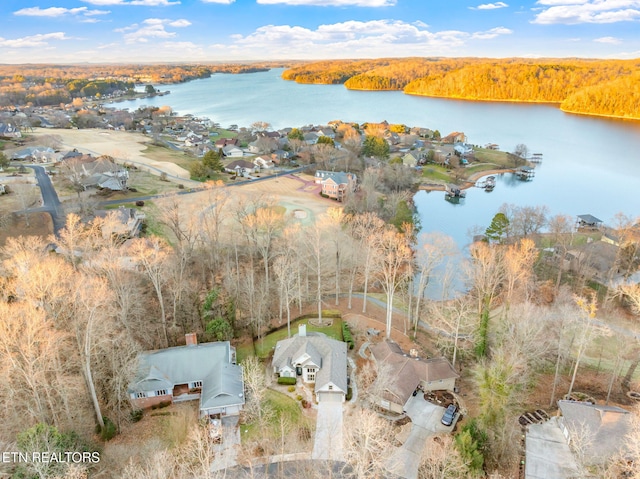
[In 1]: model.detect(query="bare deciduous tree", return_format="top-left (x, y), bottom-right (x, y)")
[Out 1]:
top-left (342, 408), bottom-right (395, 479)
top-left (371, 226), bottom-right (413, 339)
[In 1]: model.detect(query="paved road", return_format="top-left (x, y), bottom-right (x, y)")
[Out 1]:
top-left (312, 401), bottom-right (344, 461)
top-left (26, 165), bottom-right (66, 235)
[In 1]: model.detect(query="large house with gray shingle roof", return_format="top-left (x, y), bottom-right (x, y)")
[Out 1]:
top-left (314, 170), bottom-right (357, 202)
top-left (272, 325), bottom-right (348, 403)
top-left (128, 335), bottom-right (244, 417)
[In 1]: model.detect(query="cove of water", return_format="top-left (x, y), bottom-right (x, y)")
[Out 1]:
top-left (113, 68), bottom-right (640, 248)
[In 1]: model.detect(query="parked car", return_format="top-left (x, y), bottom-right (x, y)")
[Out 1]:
top-left (441, 404), bottom-right (458, 426)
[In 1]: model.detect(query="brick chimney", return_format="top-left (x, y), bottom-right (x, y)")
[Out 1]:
top-left (185, 333), bottom-right (198, 347)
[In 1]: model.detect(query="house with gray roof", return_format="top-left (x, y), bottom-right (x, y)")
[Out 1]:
top-left (0, 122), bottom-right (21, 138)
top-left (314, 170), bottom-right (357, 202)
top-left (129, 335), bottom-right (244, 417)
top-left (525, 401), bottom-right (632, 478)
top-left (557, 400), bottom-right (631, 463)
top-left (272, 325), bottom-right (348, 403)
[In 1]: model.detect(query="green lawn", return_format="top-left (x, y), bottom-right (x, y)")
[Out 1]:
top-left (239, 313), bottom-right (344, 360)
top-left (473, 148), bottom-right (516, 167)
top-left (422, 165), bottom-right (451, 183)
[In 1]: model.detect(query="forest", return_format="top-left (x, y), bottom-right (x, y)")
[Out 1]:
top-left (282, 57), bottom-right (640, 120)
top-left (0, 62), bottom-right (291, 107)
top-left (1, 175), bottom-right (640, 477)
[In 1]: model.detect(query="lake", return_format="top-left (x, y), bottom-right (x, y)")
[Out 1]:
top-left (114, 68), bottom-right (640, 249)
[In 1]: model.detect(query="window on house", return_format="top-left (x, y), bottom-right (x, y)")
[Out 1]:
top-left (329, 385), bottom-right (333, 390)
top-left (135, 392), bottom-right (146, 399)
top-left (156, 389), bottom-right (168, 396)
top-left (308, 373), bottom-right (315, 382)
top-left (192, 381), bottom-right (203, 388)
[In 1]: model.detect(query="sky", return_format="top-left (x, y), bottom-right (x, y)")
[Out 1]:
top-left (1, 0), bottom-right (639, 63)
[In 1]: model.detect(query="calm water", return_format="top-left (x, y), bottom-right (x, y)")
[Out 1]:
top-left (114, 68), bottom-right (640, 248)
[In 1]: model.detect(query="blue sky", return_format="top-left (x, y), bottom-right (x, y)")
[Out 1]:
top-left (2, 0), bottom-right (639, 63)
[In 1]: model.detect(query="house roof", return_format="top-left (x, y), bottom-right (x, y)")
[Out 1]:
top-left (272, 332), bottom-right (348, 394)
top-left (558, 400), bottom-right (631, 462)
top-left (370, 341), bottom-right (459, 407)
top-left (226, 159), bottom-right (254, 170)
top-left (577, 214), bottom-right (603, 225)
top-left (525, 417), bottom-right (580, 479)
top-left (130, 341), bottom-right (244, 411)
top-left (315, 170), bottom-right (354, 186)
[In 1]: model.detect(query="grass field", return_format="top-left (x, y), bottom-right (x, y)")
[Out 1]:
top-left (140, 143), bottom-right (195, 170)
top-left (421, 165), bottom-right (451, 183)
top-left (237, 313), bottom-right (344, 361)
top-left (473, 148), bottom-right (517, 167)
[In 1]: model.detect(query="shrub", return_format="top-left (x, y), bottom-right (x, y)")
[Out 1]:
top-left (130, 409), bottom-right (143, 423)
top-left (287, 386), bottom-right (296, 393)
top-left (346, 387), bottom-right (353, 401)
top-left (301, 399), bottom-right (308, 408)
top-left (277, 376), bottom-right (297, 385)
top-left (296, 395), bottom-right (303, 401)
top-left (342, 323), bottom-right (355, 350)
top-left (98, 416), bottom-right (118, 441)
top-left (135, 200), bottom-right (144, 207)
top-left (178, 184), bottom-right (184, 189)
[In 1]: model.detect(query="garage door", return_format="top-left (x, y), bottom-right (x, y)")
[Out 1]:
top-left (317, 391), bottom-right (343, 403)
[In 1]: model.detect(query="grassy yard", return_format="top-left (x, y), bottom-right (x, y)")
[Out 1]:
top-left (240, 389), bottom-right (313, 444)
top-left (140, 143), bottom-right (195, 170)
top-left (421, 165), bottom-right (451, 183)
top-left (473, 148), bottom-right (518, 168)
top-left (237, 313), bottom-right (344, 361)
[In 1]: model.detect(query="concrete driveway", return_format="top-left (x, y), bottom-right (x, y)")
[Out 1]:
top-left (312, 401), bottom-right (344, 461)
top-left (210, 415), bottom-right (241, 473)
top-left (386, 394), bottom-right (455, 479)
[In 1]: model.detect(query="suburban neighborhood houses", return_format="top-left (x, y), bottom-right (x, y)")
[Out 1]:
top-left (1, 76), bottom-right (640, 479)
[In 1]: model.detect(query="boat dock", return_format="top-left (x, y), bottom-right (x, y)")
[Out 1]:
top-left (515, 166), bottom-right (535, 180)
top-left (476, 175), bottom-right (496, 191)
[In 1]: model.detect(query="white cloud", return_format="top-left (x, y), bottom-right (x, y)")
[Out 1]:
top-left (117, 18), bottom-right (190, 43)
top-left (0, 32), bottom-right (70, 48)
top-left (14, 6), bottom-right (110, 17)
top-left (201, 0), bottom-right (236, 4)
top-left (471, 26), bottom-right (513, 39)
top-left (472, 2), bottom-right (509, 10)
top-left (594, 36), bottom-right (621, 43)
top-left (218, 20), bottom-right (512, 58)
top-left (533, 0), bottom-right (640, 24)
top-left (82, 0), bottom-right (179, 6)
top-left (256, 0), bottom-right (396, 6)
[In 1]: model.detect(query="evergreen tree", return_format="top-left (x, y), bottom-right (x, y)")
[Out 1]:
top-left (485, 212), bottom-right (509, 244)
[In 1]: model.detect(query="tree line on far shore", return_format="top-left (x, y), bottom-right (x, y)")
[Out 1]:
top-left (282, 57), bottom-right (640, 120)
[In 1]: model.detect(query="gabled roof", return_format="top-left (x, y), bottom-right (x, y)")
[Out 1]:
top-left (130, 341), bottom-right (244, 411)
top-left (226, 159), bottom-right (254, 170)
top-left (315, 170), bottom-right (354, 186)
top-left (577, 214), bottom-right (603, 225)
top-left (370, 341), bottom-right (459, 406)
top-left (272, 333), bottom-right (348, 394)
top-left (558, 400), bottom-right (631, 463)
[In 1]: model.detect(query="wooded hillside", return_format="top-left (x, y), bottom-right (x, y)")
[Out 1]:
top-left (282, 58), bottom-right (640, 120)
